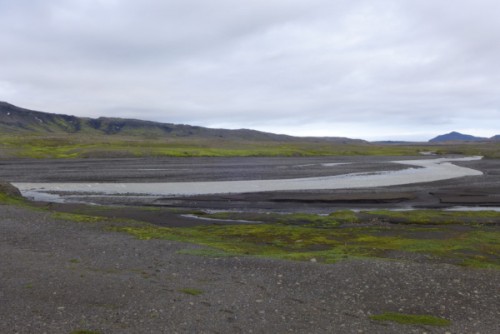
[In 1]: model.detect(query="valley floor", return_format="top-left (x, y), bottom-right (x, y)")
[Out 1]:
top-left (3, 156), bottom-right (500, 211)
top-left (1, 156), bottom-right (499, 333)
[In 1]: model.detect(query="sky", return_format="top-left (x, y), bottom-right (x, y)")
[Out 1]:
top-left (1, 0), bottom-right (499, 141)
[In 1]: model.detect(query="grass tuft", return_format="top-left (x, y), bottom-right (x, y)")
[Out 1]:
top-left (179, 288), bottom-right (204, 296)
top-left (369, 312), bottom-right (451, 326)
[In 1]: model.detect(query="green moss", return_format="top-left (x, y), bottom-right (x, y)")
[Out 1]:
top-left (329, 210), bottom-right (359, 223)
top-left (112, 222), bottom-right (500, 268)
top-left (8, 197), bottom-right (496, 269)
top-left (369, 312), bottom-right (451, 326)
top-left (0, 193), bottom-right (26, 205)
top-left (179, 288), bottom-right (203, 296)
top-left (202, 209), bottom-right (500, 228)
top-left (52, 212), bottom-right (109, 224)
top-left (69, 258), bottom-right (80, 264)
top-left (70, 330), bottom-right (101, 334)
top-left (364, 209), bottom-right (500, 225)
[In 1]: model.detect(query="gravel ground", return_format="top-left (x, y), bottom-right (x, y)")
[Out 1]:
top-left (1, 203), bottom-right (499, 334)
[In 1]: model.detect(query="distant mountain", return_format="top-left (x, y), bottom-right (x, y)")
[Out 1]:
top-left (490, 135), bottom-right (500, 141)
top-left (429, 131), bottom-right (488, 143)
top-left (0, 102), bottom-right (365, 143)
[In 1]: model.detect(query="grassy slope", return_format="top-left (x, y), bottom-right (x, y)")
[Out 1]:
top-left (2, 101), bottom-right (500, 158)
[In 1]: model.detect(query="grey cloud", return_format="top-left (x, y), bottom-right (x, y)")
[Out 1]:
top-left (0, 0), bottom-right (499, 140)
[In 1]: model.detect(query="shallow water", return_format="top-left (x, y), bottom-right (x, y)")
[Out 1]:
top-left (14, 157), bottom-right (483, 200)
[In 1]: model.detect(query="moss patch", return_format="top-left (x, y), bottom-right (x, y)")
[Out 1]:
top-left (369, 312), bottom-right (451, 326)
top-left (200, 209), bottom-right (500, 227)
top-left (179, 288), bottom-right (204, 296)
top-left (112, 220), bottom-right (500, 268)
top-left (52, 212), bottom-right (110, 224)
top-left (9, 196), bottom-right (498, 269)
top-left (364, 209), bottom-right (500, 225)
top-left (0, 182), bottom-right (26, 205)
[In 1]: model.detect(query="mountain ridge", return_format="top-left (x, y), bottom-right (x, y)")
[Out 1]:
top-left (0, 102), bottom-right (365, 144)
top-left (2, 102), bottom-right (498, 144)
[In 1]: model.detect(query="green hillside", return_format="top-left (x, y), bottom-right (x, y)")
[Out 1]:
top-left (1, 102), bottom-right (499, 159)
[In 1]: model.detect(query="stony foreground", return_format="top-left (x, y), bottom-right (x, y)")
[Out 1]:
top-left (1, 204), bottom-right (499, 333)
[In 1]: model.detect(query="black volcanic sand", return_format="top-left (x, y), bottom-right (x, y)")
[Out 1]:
top-left (1, 203), bottom-right (499, 334)
top-left (3, 156), bottom-right (500, 212)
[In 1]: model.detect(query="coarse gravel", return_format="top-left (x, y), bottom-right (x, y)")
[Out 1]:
top-left (1, 203), bottom-right (499, 334)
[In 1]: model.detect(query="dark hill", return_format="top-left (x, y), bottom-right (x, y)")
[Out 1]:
top-left (429, 131), bottom-right (487, 143)
top-left (0, 102), bottom-right (364, 143)
top-left (0, 101), bottom-right (82, 133)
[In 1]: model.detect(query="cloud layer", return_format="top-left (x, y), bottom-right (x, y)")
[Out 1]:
top-left (1, 0), bottom-right (499, 140)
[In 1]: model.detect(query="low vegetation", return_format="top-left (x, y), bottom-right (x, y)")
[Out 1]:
top-left (179, 288), bottom-right (204, 296)
top-left (1, 133), bottom-right (499, 159)
top-left (112, 218), bottom-right (500, 269)
top-left (1, 185), bottom-right (498, 269)
top-left (199, 209), bottom-right (500, 226)
top-left (112, 210), bottom-right (500, 269)
top-left (369, 312), bottom-right (451, 326)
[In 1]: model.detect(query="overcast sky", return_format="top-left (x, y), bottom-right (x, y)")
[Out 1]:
top-left (1, 0), bottom-right (499, 140)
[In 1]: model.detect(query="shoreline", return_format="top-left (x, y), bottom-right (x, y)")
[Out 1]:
top-left (13, 156), bottom-right (483, 199)
top-left (6, 155), bottom-right (499, 213)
